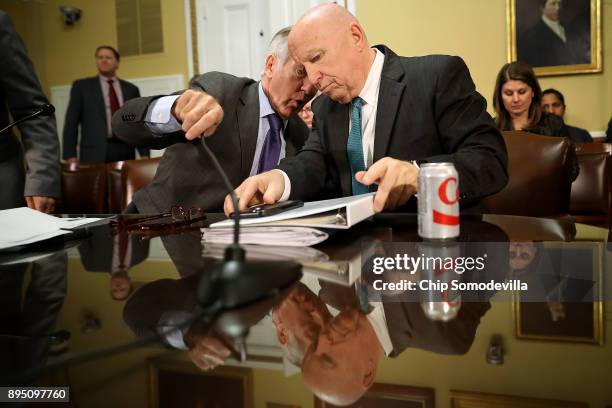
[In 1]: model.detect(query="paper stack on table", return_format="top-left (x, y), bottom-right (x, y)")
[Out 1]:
top-left (0, 207), bottom-right (106, 251)
top-left (201, 226), bottom-right (329, 247)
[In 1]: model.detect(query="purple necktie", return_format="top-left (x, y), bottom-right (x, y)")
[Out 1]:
top-left (257, 113), bottom-right (283, 173)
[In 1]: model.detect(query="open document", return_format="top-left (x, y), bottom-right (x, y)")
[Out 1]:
top-left (0, 207), bottom-right (106, 251)
top-left (210, 193), bottom-right (375, 230)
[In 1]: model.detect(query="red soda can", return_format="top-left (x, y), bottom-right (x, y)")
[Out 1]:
top-left (418, 163), bottom-right (460, 239)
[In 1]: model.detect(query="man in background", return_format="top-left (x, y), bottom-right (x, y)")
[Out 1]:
top-left (0, 11), bottom-right (59, 213)
top-left (541, 88), bottom-right (592, 142)
top-left (63, 45), bottom-right (149, 164)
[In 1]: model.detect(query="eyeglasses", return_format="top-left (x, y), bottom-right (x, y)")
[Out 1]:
top-left (111, 205), bottom-right (207, 237)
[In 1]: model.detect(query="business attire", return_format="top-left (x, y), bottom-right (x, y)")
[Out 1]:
top-left (112, 72), bottom-right (310, 213)
top-left (279, 46), bottom-right (508, 211)
top-left (0, 11), bottom-right (60, 210)
top-left (566, 124), bottom-right (592, 143)
top-left (605, 118), bottom-right (612, 143)
top-left (518, 16), bottom-right (589, 67)
top-left (63, 75), bottom-right (149, 162)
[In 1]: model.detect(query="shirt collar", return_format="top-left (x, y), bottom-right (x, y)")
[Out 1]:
top-left (358, 48), bottom-right (385, 106)
top-left (542, 14), bottom-right (563, 30)
top-left (258, 82), bottom-right (276, 118)
top-left (99, 74), bottom-right (118, 83)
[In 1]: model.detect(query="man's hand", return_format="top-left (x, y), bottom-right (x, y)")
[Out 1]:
top-left (355, 158), bottom-right (419, 212)
top-left (65, 157), bottom-right (79, 165)
top-left (184, 324), bottom-right (231, 371)
top-left (172, 89), bottom-right (224, 140)
top-left (25, 196), bottom-right (55, 214)
top-left (223, 170), bottom-right (285, 216)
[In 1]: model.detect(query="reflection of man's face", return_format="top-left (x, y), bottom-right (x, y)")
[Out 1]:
top-left (272, 283), bottom-right (331, 364)
top-left (542, 0), bottom-right (562, 22)
top-left (110, 273), bottom-right (132, 301)
top-left (509, 242), bottom-right (537, 271)
top-left (302, 308), bottom-right (377, 405)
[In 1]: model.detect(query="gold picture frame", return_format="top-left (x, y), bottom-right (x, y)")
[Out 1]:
top-left (451, 390), bottom-right (587, 408)
top-left (513, 241), bottom-right (604, 345)
top-left (148, 357), bottom-right (254, 408)
top-left (506, 0), bottom-right (602, 76)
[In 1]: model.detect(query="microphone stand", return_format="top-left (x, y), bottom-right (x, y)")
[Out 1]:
top-left (0, 104), bottom-right (55, 134)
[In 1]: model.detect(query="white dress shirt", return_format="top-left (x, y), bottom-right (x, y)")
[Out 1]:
top-left (366, 301), bottom-right (394, 356)
top-left (278, 49), bottom-right (385, 200)
top-left (542, 14), bottom-right (567, 43)
top-left (145, 83), bottom-right (286, 177)
top-left (99, 75), bottom-right (124, 137)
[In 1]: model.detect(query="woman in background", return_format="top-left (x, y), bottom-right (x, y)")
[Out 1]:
top-left (492, 61), bottom-right (578, 180)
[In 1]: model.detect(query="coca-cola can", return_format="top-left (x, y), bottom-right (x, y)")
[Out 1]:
top-left (417, 240), bottom-right (462, 321)
top-left (418, 163), bottom-right (460, 239)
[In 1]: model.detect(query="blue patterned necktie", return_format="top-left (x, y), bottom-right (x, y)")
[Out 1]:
top-left (258, 113), bottom-right (283, 173)
top-left (347, 97), bottom-right (369, 195)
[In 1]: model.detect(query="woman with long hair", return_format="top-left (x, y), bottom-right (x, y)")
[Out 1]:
top-left (492, 61), bottom-right (578, 180)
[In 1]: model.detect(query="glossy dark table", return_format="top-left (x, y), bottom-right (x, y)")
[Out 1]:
top-left (0, 213), bottom-right (610, 408)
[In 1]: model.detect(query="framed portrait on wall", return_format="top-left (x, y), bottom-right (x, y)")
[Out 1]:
top-left (314, 383), bottom-right (435, 408)
top-left (506, 0), bottom-right (602, 76)
top-left (512, 242), bottom-right (604, 345)
top-left (451, 390), bottom-right (587, 408)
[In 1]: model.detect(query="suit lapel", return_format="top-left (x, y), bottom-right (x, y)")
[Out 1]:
top-left (236, 82), bottom-right (260, 179)
top-left (91, 77), bottom-right (107, 122)
top-left (327, 101), bottom-right (351, 196)
top-left (373, 46), bottom-right (406, 162)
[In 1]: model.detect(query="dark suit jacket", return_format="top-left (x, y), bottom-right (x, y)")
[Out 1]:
top-left (383, 301), bottom-right (490, 357)
top-left (607, 118), bottom-right (612, 143)
top-left (0, 11), bottom-right (60, 209)
top-left (112, 72), bottom-right (310, 213)
top-left (77, 226), bottom-right (150, 272)
top-left (518, 20), bottom-right (588, 67)
top-left (279, 46), bottom-right (508, 211)
top-left (566, 124), bottom-right (592, 143)
top-left (62, 76), bottom-right (148, 162)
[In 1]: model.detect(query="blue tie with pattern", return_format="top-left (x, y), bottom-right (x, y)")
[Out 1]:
top-left (347, 97), bottom-right (369, 195)
top-left (258, 113), bottom-right (283, 173)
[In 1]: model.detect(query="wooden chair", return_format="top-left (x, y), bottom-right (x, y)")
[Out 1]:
top-left (58, 162), bottom-right (106, 214)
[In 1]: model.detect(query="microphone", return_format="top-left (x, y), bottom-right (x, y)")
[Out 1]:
top-left (197, 138), bottom-right (302, 360)
top-left (0, 103), bottom-right (55, 134)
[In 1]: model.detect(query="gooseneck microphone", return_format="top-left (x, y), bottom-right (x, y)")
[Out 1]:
top-left (0, 104), bottom-right (55, 134)
top-left (197, 137), bottom-right (303, 361)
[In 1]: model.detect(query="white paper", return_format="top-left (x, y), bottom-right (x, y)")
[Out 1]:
top-left (201, 226), bottom-right (329, 247)
top-left (0, 207), bottom-right (107, 251)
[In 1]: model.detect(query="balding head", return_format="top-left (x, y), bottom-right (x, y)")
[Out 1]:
top-left (288, 4), bottom-right (375, 104)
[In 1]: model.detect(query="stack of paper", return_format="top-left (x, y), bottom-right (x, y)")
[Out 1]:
top-left (201, 226), bottom-right (329, 247)
top-left (0, 207), bottom-right (106, 251)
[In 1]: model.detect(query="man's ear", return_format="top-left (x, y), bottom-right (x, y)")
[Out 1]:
top-left (275, 325), bottom-right (288, 345)
top-left (362, 359), bottom-right (376, 389)
top-left (349, 22), bottom-right (365, 50)
top-left (264, 53), bottom-right (276, 78)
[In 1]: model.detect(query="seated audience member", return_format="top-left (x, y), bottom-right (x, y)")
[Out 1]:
top-left (63, 45), bottom-right (149, 164)
top-left (541, 88), bottom-right (592, 142)
top-left (225, 4), bottom-right (508, 216)
top-left (112, 27), bottom-right (315, 213)
top-left (606, 117), bottom-right (612, 143)
top-left (297, 96), bottom-right (315, 129)
top-left (0, 11), bottom-right (60, 213)
top-left (492, 61), bottom-right (578, 180)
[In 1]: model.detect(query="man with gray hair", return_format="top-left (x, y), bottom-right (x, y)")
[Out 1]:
top-left (112, 26), bottom-right (315, 213)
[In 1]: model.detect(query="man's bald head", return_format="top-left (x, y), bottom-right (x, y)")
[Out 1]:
top-left (288, 3), bottom-right (375, 104)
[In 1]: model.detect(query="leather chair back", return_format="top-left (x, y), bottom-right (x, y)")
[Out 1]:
top-left (59, 162), bottom-right (106, 214)
top-left (570, 143), bottom-right (612, 226)
top-left (106, 161), bottom-right (125, 213)
top-left (123, 157), bottom-right (161, 208)
top-left (484, 131), bottom-right (574, 217)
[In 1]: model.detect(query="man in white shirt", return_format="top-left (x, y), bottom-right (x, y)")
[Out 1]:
top-left (224, 4), bottom-right (507, 216)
